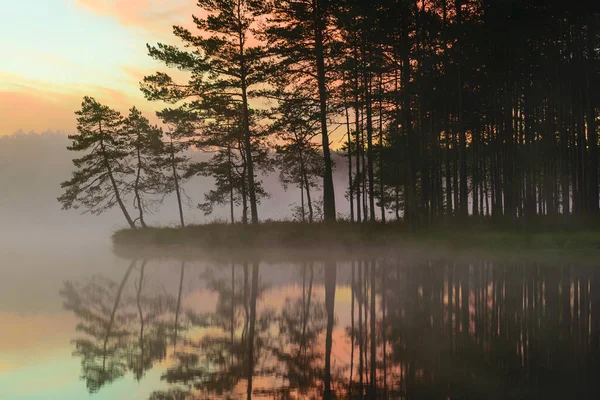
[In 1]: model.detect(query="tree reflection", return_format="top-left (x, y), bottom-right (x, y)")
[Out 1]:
top-left (60, 260), bottom-right (136, 392)
top-left (268, 263), bottom-right (327, 398)
top-left (150, 261), bottom-right (274, 399)
top-left (381, 262), bottom-right (600, 399)
top-left (61, 258), bottom-right (600, 399)
top-left (61, 259), bottom-right (173, 393)
top-left (127, 260), bottom-right (171, 381)
top-left (323, 260), bottom-right (337, 399)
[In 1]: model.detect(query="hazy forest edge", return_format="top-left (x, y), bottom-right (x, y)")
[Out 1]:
top-left (53, 0), bottom-right (600, 248)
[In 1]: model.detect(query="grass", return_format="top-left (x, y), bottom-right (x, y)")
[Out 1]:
top-left (111, 219), bottom-right (600, 263)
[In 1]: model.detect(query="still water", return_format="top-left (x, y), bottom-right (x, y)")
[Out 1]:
top-left (2, 245), bottom-right (600, 399)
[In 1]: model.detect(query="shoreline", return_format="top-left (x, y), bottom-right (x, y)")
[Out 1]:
top-left (111, 222), bottom-right (600, 263)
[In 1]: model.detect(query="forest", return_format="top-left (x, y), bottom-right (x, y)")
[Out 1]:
top-left (58, 0), bottom-right (600, 232)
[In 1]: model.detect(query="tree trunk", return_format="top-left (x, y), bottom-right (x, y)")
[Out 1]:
top-left (313, 0), bottom-right (336, 221)
top-left (587, 19), bottom-right (599, 212)
top-left (473, 128), bottom-right (479, 217)
top-left (240, 150), bottom-right (249, 225)
top-left (299, 149), bottom-right (314, 223)
top-left (379, 72), bottom-right (386, 223)
top-left (170, 140), bottom-right (185, 228)
top-left (238, 25), bottom-right (259, 225)
top-left (401, 7), bottom-right (416, 230)
top-left (99, 137), bottom-right (135, 229)
top-left (362, 38), bottom-right (376, 222)
top-left (228, 144), bottom-right (235, 224)
top-left (354, 39), bottom-right (363, 224)
top-left (456, 0), bottom-right (468, 217)
top-left (442, 0), bottom-right (452, 218)
top-left (300, 176), bottom-right (306, 222)
top-left (134, 147), bottom-right (146, 228)
top-left (343, 72), bottom-right (355, 222)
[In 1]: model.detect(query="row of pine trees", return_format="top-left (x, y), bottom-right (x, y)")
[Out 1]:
top-left (59, 0), bottom-right (600, 229)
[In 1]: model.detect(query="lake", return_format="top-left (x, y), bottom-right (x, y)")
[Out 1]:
top-left (2, 242), bottom-right (600, 399)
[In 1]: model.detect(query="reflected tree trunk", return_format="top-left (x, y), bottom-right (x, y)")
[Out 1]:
top-left (231, 263), bottom-right (235, 366)
top-left (324, 261), bottom-right (337, 399)
top-left (382, 264), bottom-right (387, 398)
top-left (102, 260), bottom-right (136, 371)
top-left (173, 260), bottom-right (185, 351)
top-left (350, 261), bottom-right (355, 394)
top-left (247, 262), bottom-right (259, 400)
top-left (369, 261), bottom-right (376, 398)
top-left (135, 260), bottom-right (148, 379)
top-left (301, 263), bottom-right (314, 367)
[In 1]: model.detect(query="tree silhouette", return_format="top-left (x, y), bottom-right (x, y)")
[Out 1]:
top-left (58, 97), bottom-right (136, 229)
top-left (262, 0), bottom-right (339, 221)
top-left (143, 0), bottom-right (267, 224)
top-left (270, 90), bottom-right (325, 222)
top-left (122, 107), bottom-right (165, 228)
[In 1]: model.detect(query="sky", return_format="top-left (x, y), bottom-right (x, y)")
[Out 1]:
top-left (0, 0), bottom-right (196, 135)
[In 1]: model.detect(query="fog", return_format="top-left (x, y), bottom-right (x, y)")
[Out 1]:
top-left (0, 130), bottom-right (350, 315)
top-left (3, 132), bottom-right (600, 400)
top-left (0, 130), bottom-right (351, 250)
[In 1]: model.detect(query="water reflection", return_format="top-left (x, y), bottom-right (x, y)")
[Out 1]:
top-left (60, 260), bottom-right (172, 392)
top-left (61, 259), bottom-right (600, 399)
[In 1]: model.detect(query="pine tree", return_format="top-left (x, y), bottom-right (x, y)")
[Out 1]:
top-left (157, 108), bottom-right (195, 228)
top-left (143, 0), bottom-right (267, 224)
top-left (181, 102), bottom-right (270, 224)
top-left (122, 107), bottom-right (164, 228)
top-left (58, 96), bottom-right (136, 229)
top-left (270, 90), bottom-right (324, 222)
top-left (262, 0), bottom-right (339, 221)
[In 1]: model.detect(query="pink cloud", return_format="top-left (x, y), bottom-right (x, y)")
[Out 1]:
top-left (75, 0), bottom-right (196, 33)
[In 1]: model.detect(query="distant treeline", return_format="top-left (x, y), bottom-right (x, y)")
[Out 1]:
top-left (59, 0), bottom-right (600, 230)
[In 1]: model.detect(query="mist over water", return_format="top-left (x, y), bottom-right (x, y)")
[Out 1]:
top-left (2, 132), bottom-right (600, 399)
top-left (0, 131), bottom-right (352, 246)
top-left (2, 252), bottom-right (600, 399)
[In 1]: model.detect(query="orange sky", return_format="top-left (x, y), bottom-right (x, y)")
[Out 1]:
top-left (0, 0), bottom-right (196, 135)
top-left (1, 0), bottom-right (349, 151)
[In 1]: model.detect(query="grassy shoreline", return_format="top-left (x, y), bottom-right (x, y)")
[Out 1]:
top-left (112, 221), bottom-right (600, 262)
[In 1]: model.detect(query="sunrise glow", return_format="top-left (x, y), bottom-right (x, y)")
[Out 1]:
top-left (0, 0), bottom-right (195, 134)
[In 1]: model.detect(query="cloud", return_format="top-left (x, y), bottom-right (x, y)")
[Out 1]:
top-left (0, 73), bottom-right (160, 135)
top-left (74, 0), bottom-right (195, 33)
